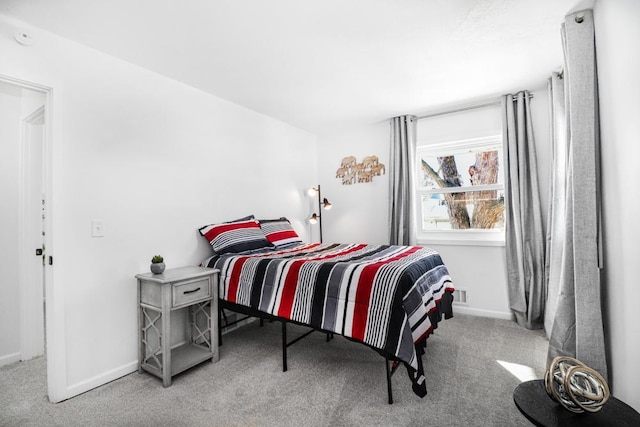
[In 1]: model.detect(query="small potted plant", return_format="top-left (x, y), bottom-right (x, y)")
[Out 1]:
top-left (150, 255), bottom-right (165, 274)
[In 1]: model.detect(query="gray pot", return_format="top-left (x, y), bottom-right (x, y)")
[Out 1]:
top-left (150, 262), bottom-right (166, 274)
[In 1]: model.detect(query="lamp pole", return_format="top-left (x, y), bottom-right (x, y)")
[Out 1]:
top-left (317, 184), bottom-right (323, 243)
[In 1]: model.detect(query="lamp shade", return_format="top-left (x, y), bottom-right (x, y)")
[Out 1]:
top-left (322, 198), bottom-right (332, 210)
top-left (309, 213), bottom-right (318, 224)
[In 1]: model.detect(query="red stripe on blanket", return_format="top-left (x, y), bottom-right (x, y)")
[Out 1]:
top-left (227, 257), bottom-right (249, 303)
top-left (277, 244), bottom-right (369, 319)
top-left (351, 246), bottom-right (422, 340)
top-left (277, 260), bottom-right (304, 318)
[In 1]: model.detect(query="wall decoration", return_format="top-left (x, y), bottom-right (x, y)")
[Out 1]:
top-left (336, 155), bottom-right (385, 185)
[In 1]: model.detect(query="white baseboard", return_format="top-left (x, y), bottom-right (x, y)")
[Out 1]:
top-left (0, 352), bottom-right (21, 367)
top-left (65, 361), bottom-right (137, 400)
top-left (453, 304), bottom-right (515, 321)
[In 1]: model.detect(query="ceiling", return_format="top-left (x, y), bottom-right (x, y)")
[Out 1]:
top-left (0, 0), bottom-right (586, 136)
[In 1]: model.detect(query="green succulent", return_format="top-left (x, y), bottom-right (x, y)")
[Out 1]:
top-left (151, 255), bottom-right (164, 264)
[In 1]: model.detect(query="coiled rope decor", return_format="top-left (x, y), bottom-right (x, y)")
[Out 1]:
top-left (544, 356), bottom-right (610, 413)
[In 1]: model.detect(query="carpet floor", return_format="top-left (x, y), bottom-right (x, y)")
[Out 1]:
top-left (0, 313), bottom-right (547, 426)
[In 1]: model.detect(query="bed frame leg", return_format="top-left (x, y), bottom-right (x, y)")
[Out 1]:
top-left (386, 358), bottom-right (393, 404)
top-left (281, 321), bottom-right (288, 372)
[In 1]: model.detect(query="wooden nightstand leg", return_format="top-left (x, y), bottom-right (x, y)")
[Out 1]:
top-left (211, 293), bottom-right (219, 363)
top-left (161, 283), bottom-right (172, 387)
top-left (186, 306), bottom-right (193, 345)
top-left (137, 279), bottom-right (144, 374)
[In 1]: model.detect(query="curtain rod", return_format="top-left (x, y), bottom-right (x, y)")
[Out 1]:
top-left (415, 93), bottom-right (534, 121)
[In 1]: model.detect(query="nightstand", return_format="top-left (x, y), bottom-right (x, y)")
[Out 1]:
top-left (136, 266), bottom-right (219, 387)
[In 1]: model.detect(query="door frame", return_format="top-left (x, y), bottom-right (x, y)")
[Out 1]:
top-left (1, 74), bottom-right (66, 403)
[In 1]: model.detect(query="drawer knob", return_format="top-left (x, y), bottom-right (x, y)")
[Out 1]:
top-left (183, 287), bottom-right (201, 295)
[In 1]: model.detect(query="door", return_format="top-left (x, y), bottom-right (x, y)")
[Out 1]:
top-left (20, 105), bottom-right (46, 360)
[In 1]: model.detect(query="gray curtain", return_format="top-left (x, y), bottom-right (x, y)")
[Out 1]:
top-left (546, 9), bottom-right (608, 379)
top-left (503, 91), bottom-right (546, 330)
top-left (389, 115), bottom-right (417, 246)
top-left (544, 72), bottom-right (566, 336)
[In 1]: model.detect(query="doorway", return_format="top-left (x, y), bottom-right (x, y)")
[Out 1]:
top-left (20, 104), bottom-right (46, 360)
top-left (0, 77), bottom-right (53, 398)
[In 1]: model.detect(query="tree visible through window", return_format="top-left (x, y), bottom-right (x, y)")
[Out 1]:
top-left (417, 136), bottom-right (504, 233)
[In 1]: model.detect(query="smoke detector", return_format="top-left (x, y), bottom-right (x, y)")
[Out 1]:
top-left (14, 30), bottom-right (35, 46)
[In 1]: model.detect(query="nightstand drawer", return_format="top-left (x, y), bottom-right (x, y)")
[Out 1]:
top-left (173, 278), bottom-right (210, 307)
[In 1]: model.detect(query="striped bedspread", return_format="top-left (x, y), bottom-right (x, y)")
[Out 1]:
top-left (209, 242), bottom-right (454, 396)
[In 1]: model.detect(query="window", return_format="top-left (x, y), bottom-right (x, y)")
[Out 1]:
top-left (416, 135), bottom-right (505, 245)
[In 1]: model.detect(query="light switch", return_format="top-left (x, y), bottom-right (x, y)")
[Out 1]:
top-left (91, 220), bottom-right (104, 237)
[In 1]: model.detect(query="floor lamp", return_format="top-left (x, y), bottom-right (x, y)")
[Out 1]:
top-left (308, 185), bottom-right (332, 243)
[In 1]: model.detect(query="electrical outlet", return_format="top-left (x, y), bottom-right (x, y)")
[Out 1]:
top-left (91, 220), bottom-right (104, 237)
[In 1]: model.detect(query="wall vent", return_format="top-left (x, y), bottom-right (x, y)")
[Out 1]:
top-left (452, 289), bottom-right (468, 305)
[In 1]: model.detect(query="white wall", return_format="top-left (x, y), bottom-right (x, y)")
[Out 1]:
top-left (317, 122), bottom-right (390, 245)
top-left (594, 0), bottom-right (640, 411)
top-left (0, 14), bottom-right (317, 401)
top-left (317, 88), bottom-right (551, 319)
top-left (0, 82), bottom-right (22, 366)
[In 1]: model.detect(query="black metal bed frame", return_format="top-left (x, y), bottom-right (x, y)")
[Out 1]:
top-left (217, 299), bottom-right (424, 404)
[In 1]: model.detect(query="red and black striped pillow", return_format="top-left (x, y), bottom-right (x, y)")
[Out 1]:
top-left (199, 216), bottom-right (273, 254)
top-left (258, 217), bottom-right (303, 248)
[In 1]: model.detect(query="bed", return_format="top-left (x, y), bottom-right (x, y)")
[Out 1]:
top-left (199, 217), bottom-right (454, 403)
